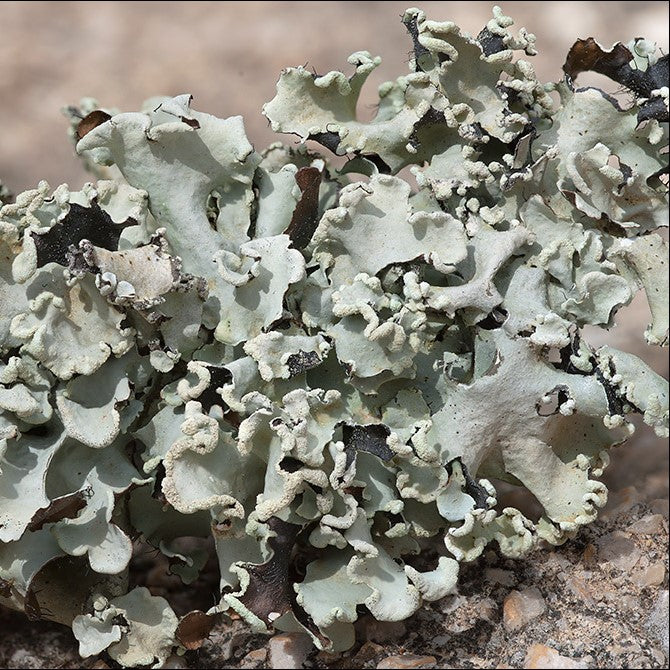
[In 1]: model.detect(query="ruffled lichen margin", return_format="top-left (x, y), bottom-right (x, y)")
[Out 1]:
top-left (1, 6), bottom-right (668, 667)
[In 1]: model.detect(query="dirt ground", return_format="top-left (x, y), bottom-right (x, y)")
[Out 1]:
top-left (1, 2), bottom-right (668, 668)
top-left (0, 478), bottom-right (667, 670)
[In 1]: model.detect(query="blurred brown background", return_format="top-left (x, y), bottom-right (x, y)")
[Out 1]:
top-left (1, 2), bottom-right (668, 192)
top-left (0, 1), bottom-right (668, 494)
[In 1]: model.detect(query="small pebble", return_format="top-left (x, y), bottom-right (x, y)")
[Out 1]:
top-left (357, 617), bottom-right (407, 643)
top-left (377, 654), bottom-right (437, 669)
top-left (601, 486), bottom-right (642, 520)
top-left (646, 590), bottom-right (670, 654)
top-left (316, 650), bottom-right (341, 664)
top-left (503, 587), bottom-right (546, 632)
top-left (523, 644), bottom-right (589, 669)
top-left (566, 572), bottom-right (601, 606)
top-left (354, 641), bottom-right (384, 663)
top-left (581, 543), bottom-right (597, 564)
top-left (650, 499), bottom-right (669, 517)
top-left (633, 561), bottom-right (666, 588)
top-left (651, 648), bottom-right (667, 665)
top-left (9, 650), bottom-right (41, 669)
top-left (628, 514), bottom-right (665, 536)
top-left (477, 596), bottom-right (499, 622)
top-left (596, 531), bottom-right (641, 571)
top-left (485, 568), bottom-right (515, 586)
top-left (269, 633), bottom-right (312, 669)
top-left (241, 648), bottom-right (268, 668)
top-left (88, 662), bottom-right (112, 670)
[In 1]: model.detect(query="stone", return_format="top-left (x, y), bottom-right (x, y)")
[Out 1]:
top-left (581, 543), bottom-right (597, 565)
top-left (485, 568), bottom-right (515, 586)
top-left (377, 655), bottom-right (437, 669)
top-left (9, 650), bottom-right (41, 669)
top-left (503, 587), bottom-right (546, 632)
top-left (523, 644), bottom-right (589, 669)
top-left (439, 595), bottom-right (480, 633)
top-left (439, 594), bottom-right (466, 615)
top-left (316, 650), bottom-right (342, 664)
top-left (608, 593), bottom-right (638, 610)
top-left (646, 590), bottom-right (669, 654)
top-left (357, 616), bottom-right (408, 643)
top-left (633, 561), bottom-right (666, 588)
top-left (162, 655), bottom-right (189, 669)
top-left (241, 648), bottom-right (268, 668)
top-left (545, 552), bottom-right (572, 573)
top-left (601, 486), bottom-right (642, 520)
top-left (611, 642), bottom-right (642, 656)
top-left (269, 633), bottom-right (313, 670)
top-left (204, 624), bottom-right (249, 662)
top-left (477, 597), bottom-right (499, 622)
top-left (650, 499), bottom-right (669, 517)
top-left (566, 572), bottom-right (599, 605)
top-left (651, 648), bottom-right (667, 665)
top-left (627, 514), bottom-right (666, 536)
top-left (354, 641), bottom-right (385, 664)
top-left (268, 633), bottom-right (312, 669)
top-left (596, 531), bottom-right (641, 571)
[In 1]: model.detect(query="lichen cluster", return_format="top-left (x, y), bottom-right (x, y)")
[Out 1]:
top-left (1, 7), bottom-right (668, 667)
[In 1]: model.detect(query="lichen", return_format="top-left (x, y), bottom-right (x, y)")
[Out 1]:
top-left (0, 6), bottom-right (668, 666)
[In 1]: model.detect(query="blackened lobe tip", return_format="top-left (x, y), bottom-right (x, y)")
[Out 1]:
top-left (648, 54), bottom-right (669, 89)
top-left (197, 365), bottom-right (233, 412)
top-left (563, 38), bottom-right (631, 79)
top-left (477, 27), bottom-right (506, 56)
top-left (286, 350), bottom-right (321, 376)
top-left (402, 12), bottom-right (432, 72)
top-left (638, 96), bottom-right (669, 123)
top-left (344, 423), bottom-right (393, 463)
top-left (32, 202), bottom-right (132, 269)
top-left (309, 131), bottom-right (341, 154)
top-left (459, 461), bottom-right (490, 509)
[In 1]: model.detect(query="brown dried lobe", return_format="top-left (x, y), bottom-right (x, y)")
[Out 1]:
top-left (76, 110), bottom-right (112, 141)
top-left (27, 490), bottom-right (88, 532)
top-left (175, 610), bottom-right (216, 650)
top-left (563, 38), bottom-right (632, 81)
